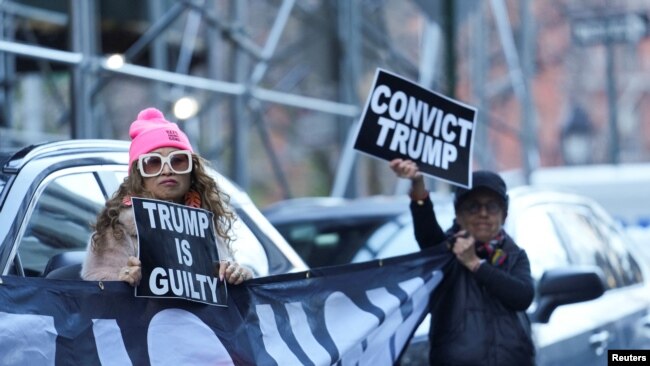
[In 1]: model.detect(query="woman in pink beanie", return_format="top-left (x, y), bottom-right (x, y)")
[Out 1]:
top-left (82, 107), bottom-right (253, 286)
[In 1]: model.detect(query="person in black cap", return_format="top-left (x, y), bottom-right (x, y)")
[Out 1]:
top-left (390, 159), bottom-right (535, 366)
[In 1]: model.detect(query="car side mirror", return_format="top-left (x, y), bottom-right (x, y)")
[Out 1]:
top-left (530, 267), bottom-right (606, 324)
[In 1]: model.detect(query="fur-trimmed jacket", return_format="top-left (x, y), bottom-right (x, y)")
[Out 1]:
top-left (81, 207), bottom-right (231, 281)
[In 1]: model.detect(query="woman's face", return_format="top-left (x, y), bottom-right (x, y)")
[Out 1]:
top-left (140, 147), bottom-right (192, 204)
top-left (455, 190), bottom-right (506, 242)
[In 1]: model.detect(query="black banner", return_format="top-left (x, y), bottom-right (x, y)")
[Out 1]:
top-left (132, 198), bottom-right (225, 306)
top-left (354, 69), bottom-right (477, 188)
top-left (0, 247), bottom-right (453, 365)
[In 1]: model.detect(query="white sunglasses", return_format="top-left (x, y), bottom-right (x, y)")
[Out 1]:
top-left (137, 150), bottom-right (193, 177)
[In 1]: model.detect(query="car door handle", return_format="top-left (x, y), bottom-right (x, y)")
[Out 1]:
top-left (589, 330), bottom-right (610, 356)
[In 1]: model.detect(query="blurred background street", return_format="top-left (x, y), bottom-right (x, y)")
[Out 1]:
top-left (2, 0), bottom-right (650, 232)
top-left (2, 2), bottom-right (650, 363)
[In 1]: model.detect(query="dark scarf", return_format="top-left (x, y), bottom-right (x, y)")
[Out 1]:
top-left (475, 229), bottom-right (507, 267)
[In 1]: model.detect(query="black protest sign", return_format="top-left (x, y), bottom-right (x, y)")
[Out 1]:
top-left (132, 197), bottom-right (226, 306)
top-left (354, 69), bottom-right (477, 188)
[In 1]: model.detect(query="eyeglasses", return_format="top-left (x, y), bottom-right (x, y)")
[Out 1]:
top-left (459, 200), bottom-right (503, 215)
top-left (137, 150), bottom-right (193, 177)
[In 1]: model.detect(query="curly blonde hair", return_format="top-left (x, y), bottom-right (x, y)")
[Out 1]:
top-left (92, 154), bottom-right (236, 252)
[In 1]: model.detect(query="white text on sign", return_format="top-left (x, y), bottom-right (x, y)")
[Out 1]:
top-left (371, 84), bottom-right (473, 170)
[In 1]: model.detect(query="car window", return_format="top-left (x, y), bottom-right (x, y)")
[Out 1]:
top-left (353, 207), bottom-right (453, 264)
top-left (547, 205), bottom-right (622, 289)
top-left (19, 172), bottom-right (105, 276)
top-left (589, 212), bottom-right (644, 287)
top-left (510, 204), bottom-right (571, 280)
top-left (602, 226), bottom-right (643, 286)
top-left (354, 222), bottom-right (420, 263)
top-left (353, 220), bottom-right (403, 262)
top-left (274, 217), bottom-right (394, 267)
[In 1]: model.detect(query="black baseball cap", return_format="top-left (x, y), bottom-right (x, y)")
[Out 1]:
top-left (453, 170), bottom-right (509, 208)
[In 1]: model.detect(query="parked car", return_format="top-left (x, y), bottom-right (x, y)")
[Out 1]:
top-left (262, 194), bottom-right (454, 268)
top-left (263, 188), bottom-right (650, 365)
top-left (0, 140), bottom-right (307, 279)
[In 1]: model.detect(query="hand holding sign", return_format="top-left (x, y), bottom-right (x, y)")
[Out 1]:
top-left (388, 159), bottom-right (429, 200)
top-left (218, 260), bottom-right (252, 285)
top-left (119, 256), bottom-right (142, 286)
top-left (389, 158), bottom-right (428, 200)
top-left (389, 158), bottom-right (422, 180)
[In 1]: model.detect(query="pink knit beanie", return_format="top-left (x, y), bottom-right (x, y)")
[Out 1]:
top-left (128, 108), bottom-right (194, 171)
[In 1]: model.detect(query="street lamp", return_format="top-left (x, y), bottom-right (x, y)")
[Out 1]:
top-left (561, 106), bottom-right (593, 165)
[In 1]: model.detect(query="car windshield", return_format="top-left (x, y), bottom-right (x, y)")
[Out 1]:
top-left (352, 213), bottom-right (414, 262)
top-left (353, 207), bottom-right (456, 262)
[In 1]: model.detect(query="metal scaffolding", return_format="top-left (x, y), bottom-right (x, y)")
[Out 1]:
top-left (0, 0), bottom-right (537, 200)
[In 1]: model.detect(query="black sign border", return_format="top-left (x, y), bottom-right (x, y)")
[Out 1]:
top-left (132, 197), bottom-right (228, 307)
top-left (352, 68), bottom-right (477, 189)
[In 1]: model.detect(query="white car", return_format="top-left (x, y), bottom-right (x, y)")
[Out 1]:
top-left (0, 140), bottom-right (307, 279)
top-left (264, 187), bottom-right (650, 365)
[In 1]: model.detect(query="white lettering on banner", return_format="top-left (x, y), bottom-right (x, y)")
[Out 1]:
top-left (284, 302), bottom-right (332, 365)
top-left (148, 309), bottom-right (233, 365)
top-left (361, 288), bottom-right (403, 363)
top-left (257, 304), bottom-right (305, 365)
top-left (0, 312), bottom-right (57, 365)
top-left (0, 272), bottom-right (443, 365)
top-left (93, 310), bottom-right (235, 366)
top-left (369, 84), bottom-right (473, 170)
top-left (252, 271), bottom-right (444, 365)
top-left (325, 292), bottom-right (380, 365)
top-left (149, 267), bottom-right (219, 302)
top-left (92, 319), bottom-right (133, 366)
top-left (394, 273), bottom-right (442, 349)
top-left (355, 273), bottom-right (444, 366)
top-left (141, 201), bottom-right (210, 238)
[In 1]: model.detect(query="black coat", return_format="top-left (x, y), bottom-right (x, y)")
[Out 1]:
top-left (410, 197), bottom-right (536, 366)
